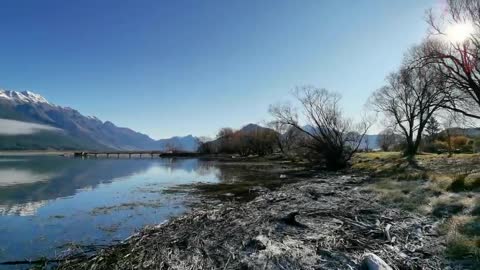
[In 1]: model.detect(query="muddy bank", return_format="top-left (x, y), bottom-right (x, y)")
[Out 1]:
top-left (57, 173), bottom-right (447, 270)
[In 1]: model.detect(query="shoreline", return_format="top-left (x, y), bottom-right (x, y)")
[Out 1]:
top-left (56, 169), bottom-right (448, 269)
top-left (0, 150), bottom-right (71, 156)
top-left (0, 150), bottom-right (281, 160)
top-left (3, 153), bottom-right (478, 269)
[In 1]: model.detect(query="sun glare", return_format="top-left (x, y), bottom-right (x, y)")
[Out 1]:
top-left (446, 22), bottom-right (474, 43)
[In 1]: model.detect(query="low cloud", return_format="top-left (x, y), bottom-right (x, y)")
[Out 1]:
top-left (0, 118), bottom-right (62, 135)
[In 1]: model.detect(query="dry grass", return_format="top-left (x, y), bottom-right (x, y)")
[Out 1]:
top-left (354, 152), bottom-right (480, 267)
top-left (441, 215), bottom-right (480, 263)
top-left (369, 179), bottom-right (433, 212)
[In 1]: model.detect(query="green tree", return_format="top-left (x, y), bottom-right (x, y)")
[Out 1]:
top-left (425, 117), bottom-right (441, 141)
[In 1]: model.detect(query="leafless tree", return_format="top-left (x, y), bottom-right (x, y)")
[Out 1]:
top-left (377, 128), bottom-right (398, 151)
top-left (371, 48), bottom-right (449, 157)
top-left (421, 0), bottom-right (480, 118)
top-left (270, 86), bottom-right (371, 170)
top-left (201, 126), bottom-right (277, 156)
top-left (268, 121), bottom-right (301, 156)
top-left (438, 111), bottom-right (469, 156)
top-left (216, 128), bottom-right (235, 139)
top-left (231, 127), bottom-right (277, 156)
top-left (442, 114), bottom-right (460, 157)
top-left (164, 142), bottom-right (178, 153)
top-left (363, 135), bottom-right (370, 152)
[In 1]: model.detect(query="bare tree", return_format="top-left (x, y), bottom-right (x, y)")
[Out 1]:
top-left (422, 0), bottom-right (480, 118)
top-left (363, 135), bottom-right (370, 152)
top-left (443, 115), bottom-right (457, 157)
top-left (201, 126), bottom-right (277, 156)
top-left (234, 126), bottom-right (277, 156)
top-left (216, 128), bottom-right (235, 139)
top-left (270, 86), bottom-right (370, 170)
top-left (370, 49), bottom-right (449, 157)
top-left (164, 142), bottom-right (178, 153)
top-left (377, 128), bottom-right (397, 151)
top-left (268, 121), bottom-right (301, 156)
top-left (438, 111), bottom-right (469, 156)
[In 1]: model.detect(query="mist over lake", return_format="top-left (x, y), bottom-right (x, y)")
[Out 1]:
top-left (0, 119), bottom-right (61, 136)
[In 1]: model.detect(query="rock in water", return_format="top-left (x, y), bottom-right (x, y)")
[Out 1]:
top-left (361, 253), bottom-right (393, 270)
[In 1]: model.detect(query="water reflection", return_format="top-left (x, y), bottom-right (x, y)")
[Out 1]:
top-left (0, 168), bottom-right (55, 186)
top-left (197, 161), bottom-right (281, 183)
top-left (0, 201), bottom-right (47, 216)
top-left (0, 156), bottom-right (279, 264)
top-left (0, 156), bottom-right (202, 216)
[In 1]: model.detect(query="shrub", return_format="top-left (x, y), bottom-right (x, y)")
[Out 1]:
top-left (270, 87), bottom-right (370, 170)
top-left (448, 174), bottom-right (480, 192)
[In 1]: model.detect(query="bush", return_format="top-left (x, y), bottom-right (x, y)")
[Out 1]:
top-left (451, 135), bottom-right (469, 148)
top-left (426, 136), bottom-right (474, 154)
top-left (474, 138), bottom-right (480, 153)
top-left (422, 140), bottom-right (449, 154)
top-left (448, 174), bottom-right (480, 192)
top-left (270, 87), bottom-right (370, 170)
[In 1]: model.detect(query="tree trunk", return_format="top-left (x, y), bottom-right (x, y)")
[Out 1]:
top-left (446, 130), bottom-right (453, 157)
top-left (403, 138), bottom-right (418, 159)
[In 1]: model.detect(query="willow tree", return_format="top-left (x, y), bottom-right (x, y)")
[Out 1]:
top-left (371, 49), bottom-right (449, 157)
top-left (377, 128), bottom-right (398, 151)
top-left (270, 86), bottom-right (370, 170)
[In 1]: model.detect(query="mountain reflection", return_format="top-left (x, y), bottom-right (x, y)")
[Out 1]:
top-left (197, 162), bottom-right (279, 183)
top-left (0, 156), bottom-right (202, 216)
top-left (0, 200), bottom-right (47, 216)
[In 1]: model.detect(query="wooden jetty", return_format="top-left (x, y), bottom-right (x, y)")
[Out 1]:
top-left (72, 151), bottom-right (199, 158)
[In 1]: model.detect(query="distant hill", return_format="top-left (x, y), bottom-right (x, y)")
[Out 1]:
top-left (0, 89), bottom-right (200, 151)
top-left (200, 123), bottom-right (277, 151)
top-left (239, 123), bottom-right (274, 133)
top-left (154, 135), bottom-right (200, 152)
top-left (443, 127), bottom-right (480, 137)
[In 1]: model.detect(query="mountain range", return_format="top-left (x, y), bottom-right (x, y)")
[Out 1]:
top-left (3, 89), bottom-right (476, 152)
top-left (0, 89), bottom-right (199, 151)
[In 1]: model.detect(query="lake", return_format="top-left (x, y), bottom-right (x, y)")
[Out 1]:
top-left (0, 155), bottom-right (284, 267)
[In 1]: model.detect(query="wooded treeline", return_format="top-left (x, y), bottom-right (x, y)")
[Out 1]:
top-left (200, 87), bottom-right (372, 170)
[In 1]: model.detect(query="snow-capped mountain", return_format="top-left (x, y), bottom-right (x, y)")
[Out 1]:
top-left (0, 89), bottom-right (200, 151)
top-left (0, 90), bottom-right (50, 105)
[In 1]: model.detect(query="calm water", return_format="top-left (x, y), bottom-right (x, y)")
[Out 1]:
top-left (0, 155), bottom-right (276, 266)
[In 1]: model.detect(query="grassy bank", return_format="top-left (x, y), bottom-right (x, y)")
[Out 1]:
top-left (352, 152), bottom-right (480, 264)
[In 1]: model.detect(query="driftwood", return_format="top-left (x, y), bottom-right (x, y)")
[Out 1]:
top-left (55, 174), bottom-right (447, 270)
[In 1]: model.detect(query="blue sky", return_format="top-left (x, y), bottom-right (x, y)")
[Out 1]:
top-left (0, 0), bottom-right (437, 139)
